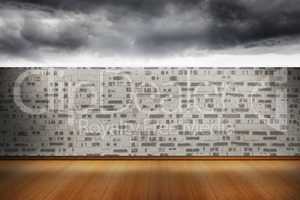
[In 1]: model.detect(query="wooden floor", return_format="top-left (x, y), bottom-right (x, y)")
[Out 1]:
top-left (0, 160), bottom-right (300, 200)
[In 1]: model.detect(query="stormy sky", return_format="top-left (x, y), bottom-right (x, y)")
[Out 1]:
top-left (1, 0), bottom-right (300, 66)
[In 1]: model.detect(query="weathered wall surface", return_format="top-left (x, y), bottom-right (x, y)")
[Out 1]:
top-left (0, 68), bottom-right (299, 156)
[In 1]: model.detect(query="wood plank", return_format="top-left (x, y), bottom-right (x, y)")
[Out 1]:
top-left (0, 160), bottom-right (299, 200)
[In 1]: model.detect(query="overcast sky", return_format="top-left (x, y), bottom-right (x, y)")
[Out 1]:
top-left (1, 0), bottom-right (300, 66)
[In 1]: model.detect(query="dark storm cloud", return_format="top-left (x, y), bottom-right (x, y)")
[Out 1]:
top-left (0, 32), bottom-right (30, 56)
top-left (207, 0), bottom-right (300, 46)
top-left (0, 17), bottom-right (31, 56)
top-left (0, 4), bottom-right (89, 57)
top-left (135, 0), bottom-right (300, 52)
top-left (2, 0), bottom-right (204, 14)
top-left (0, 22), bottom-right (87, 57)
top-left (1, 0), bottom-right (300, 59)
top-left (20, 20), bottom-right (87, 50)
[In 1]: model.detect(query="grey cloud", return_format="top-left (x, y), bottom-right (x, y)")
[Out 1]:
top-left (133, 0), bottom-right (300, 52)
top-left (20, 20), bottom-right (87, 50)
top-left (0, 18), bottom-right (32, 56)
top-left (1, 0), bottom-right (300, 59)
top-left (2, 0), bottom-right (180, 15)
top-left (0, 6), bottom-right (90, 57)
top-left (207, 0), bottom-right (300, 45)
top-left (0, 31), bottom-right (31, 56)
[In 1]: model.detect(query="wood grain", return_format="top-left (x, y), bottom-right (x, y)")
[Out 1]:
top-left (0, 160), bottom-right (300, 200)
